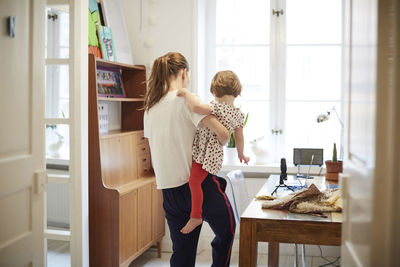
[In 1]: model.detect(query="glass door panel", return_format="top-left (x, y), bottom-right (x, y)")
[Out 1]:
top-left (216, 0), bottom-right (270, 45)
top-left (284, 0), bottom-right (343, 163)
top-left (46, 7), bottom-right (70, 59)
top-left (216, 0), bottom-right (271, 161)
top-left (45, 64), bottom-right (70, 119)
top-left (286, 0), bottom-right (342, 45)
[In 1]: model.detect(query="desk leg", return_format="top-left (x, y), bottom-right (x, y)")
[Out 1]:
top-left (239, 219), bottom-right (257, 267)
top-left (268, 242), bottom-right (279, 267)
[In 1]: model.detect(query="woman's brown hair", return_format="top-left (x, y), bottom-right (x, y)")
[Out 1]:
top-left (143, 52), bottom-right (189, 111)
top-left (210, 70), bottom-right (242, 98)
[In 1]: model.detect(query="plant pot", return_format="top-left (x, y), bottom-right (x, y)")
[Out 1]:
top-left (223, 147), bottom-right (240, 165)
top-left (325, 172), bottom-right (339, 182)
top-left (325, 160), bottom-right (343, 173)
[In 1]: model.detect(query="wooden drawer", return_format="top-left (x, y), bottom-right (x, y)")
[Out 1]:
top-left (134, 131), bottom-right (147, 145)
top-left (136, 143), bottom-right (150, 155)
top-left (137, 153), bottom-right (151, 177)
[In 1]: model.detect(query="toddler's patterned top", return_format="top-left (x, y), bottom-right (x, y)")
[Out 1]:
top-left (192, 100), bottom-right (245, 175)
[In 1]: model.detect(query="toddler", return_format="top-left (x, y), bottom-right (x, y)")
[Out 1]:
top-left (177, 70), bottom-right (250, 234)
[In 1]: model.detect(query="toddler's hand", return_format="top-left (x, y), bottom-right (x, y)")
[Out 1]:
top-left (177, 88), bottom-right (189, 97)
top-left (238, 154), bottom-right (250, 165)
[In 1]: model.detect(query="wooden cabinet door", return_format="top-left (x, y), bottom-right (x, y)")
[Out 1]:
top-left (100, 134), bottom-right (137, 187)
top-left (137, 183), bottom-right (152, 249)
top-left (119, 190), bottom-right (138, 264)
top-left (152, 182), bottom-right (165, 239)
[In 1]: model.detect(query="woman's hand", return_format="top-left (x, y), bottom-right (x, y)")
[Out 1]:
top-left (177, 88), bottom-right (189, 97)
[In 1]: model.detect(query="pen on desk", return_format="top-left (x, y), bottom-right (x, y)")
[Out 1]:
top-left (306, 155), bottom-right (314, 179)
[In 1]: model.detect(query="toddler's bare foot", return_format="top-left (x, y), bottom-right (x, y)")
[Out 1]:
top-left (181, 218), bottom-right (203, 234)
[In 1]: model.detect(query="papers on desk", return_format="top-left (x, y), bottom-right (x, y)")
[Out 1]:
top-left (261, 183), bottom-right (342, 218)
top-left (275, 176), bottom-right (329, 191)
top-left (254, 195), bottom-right (276, 201)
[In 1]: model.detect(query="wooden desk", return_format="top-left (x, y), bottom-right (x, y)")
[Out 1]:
top-left (239, 175), bottom-right (342, 267)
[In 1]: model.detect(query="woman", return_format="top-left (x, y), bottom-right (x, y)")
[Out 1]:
top-left (143, 52), bottom-right (236, 267)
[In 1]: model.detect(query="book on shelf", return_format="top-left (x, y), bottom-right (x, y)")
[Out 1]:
top-left (97, 25), bottom-right (117, 61)
top-left (96, 66), bottom-right (126, 98)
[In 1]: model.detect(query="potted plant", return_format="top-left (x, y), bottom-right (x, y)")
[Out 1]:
top-left (227, 113), bottom-right (249, 148)
top-left (325, 143), bottom-right (343, 181)
top-left (224, 113), bottom-right (249, 165)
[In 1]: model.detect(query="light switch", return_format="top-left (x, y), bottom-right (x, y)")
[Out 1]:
top-left (7, 16), bottom-right (16, 38)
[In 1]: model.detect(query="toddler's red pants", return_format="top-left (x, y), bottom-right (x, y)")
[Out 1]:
top-left (188, 161), bottom-right (208, 218)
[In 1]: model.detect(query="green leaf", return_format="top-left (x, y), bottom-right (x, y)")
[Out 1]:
top-left (227, 113), bottom-right (249, 147)
top-left (227, 133), bottom-right (235, 148)
top-left (243, 113), bottom-right (249, 127)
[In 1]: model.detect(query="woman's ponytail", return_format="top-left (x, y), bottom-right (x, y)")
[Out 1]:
top-left (143, 52), bottom-right (189, 111)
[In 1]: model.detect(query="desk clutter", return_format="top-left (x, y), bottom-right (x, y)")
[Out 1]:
top-left (257, 183), bottom-right (342, 218)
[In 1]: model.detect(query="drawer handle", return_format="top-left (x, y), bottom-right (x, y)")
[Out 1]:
top-left (142, 147), bottom-right (146, 151)
top-left (144, 168), bottom-right (148, 172)
top-left (141, 137), bottom-right (145, 140)
top-left (143, 158), bottom-right (147, 162)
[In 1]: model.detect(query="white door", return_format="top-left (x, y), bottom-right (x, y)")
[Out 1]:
top-left (341, 0), bottom-right (400, 266)
top-left (0, 0), bottom-right (46, 266)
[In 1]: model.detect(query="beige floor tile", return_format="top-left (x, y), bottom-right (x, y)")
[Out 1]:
top-left (47, 240), bottom-right (70, 267)
top-left (47, 240), bottom-right (340, 267)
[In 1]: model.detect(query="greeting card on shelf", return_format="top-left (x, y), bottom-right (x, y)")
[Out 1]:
top-left (96, 66), bottom-right (126, 98)
top-left (98, 102), bottom-right (109, 133)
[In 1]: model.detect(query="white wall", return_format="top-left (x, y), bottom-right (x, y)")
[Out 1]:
top-left (121, 0), bottom-right (198, 91)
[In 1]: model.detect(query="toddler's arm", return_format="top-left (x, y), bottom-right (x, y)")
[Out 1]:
top-left (177, 88), bottom-right (211, 115)
top-left (234, 127), bottom-right (250, 164)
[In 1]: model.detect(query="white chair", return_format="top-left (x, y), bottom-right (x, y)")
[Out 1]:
top-left (226, 170), bottom-right (307, 267)
top-left (225, 170), bottom-right (251, 224)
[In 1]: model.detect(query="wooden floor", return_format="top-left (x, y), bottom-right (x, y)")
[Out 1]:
top-left (47, 240), bottom-right (339, 267)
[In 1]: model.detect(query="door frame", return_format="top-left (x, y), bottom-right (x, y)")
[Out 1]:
top-left (371, 0), bottom-right (400, 265)
top-left (45, 0), bottom-right (88, 266)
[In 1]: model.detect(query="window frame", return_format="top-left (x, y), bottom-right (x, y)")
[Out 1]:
top-left (201, 0), bottom-right (344, 163)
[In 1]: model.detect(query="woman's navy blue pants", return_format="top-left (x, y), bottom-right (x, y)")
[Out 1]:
top-left (162, 174), bottom-right (236, 267)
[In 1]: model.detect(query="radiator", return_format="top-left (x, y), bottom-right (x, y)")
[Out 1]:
top-left (47, 183), bottom-right (70, 228)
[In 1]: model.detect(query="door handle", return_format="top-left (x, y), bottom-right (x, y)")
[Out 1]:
top-left (34, 170), bottom-right (47, 195)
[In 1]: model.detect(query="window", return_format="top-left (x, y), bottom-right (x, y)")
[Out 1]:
top-left (203, 0), bottom-right (343, 163)
top-left (45, 7), bottom-right (70, 163)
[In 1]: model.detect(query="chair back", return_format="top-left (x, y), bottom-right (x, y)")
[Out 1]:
top-left (226, 170), bottom-right (251, 223)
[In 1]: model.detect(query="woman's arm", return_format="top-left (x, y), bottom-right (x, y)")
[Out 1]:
top-left (201, 115), bottom-right (230, 145)
top-left (234, 127), bottom-right (250, 164)
top-left (177, 88), bottom-right (211, 115)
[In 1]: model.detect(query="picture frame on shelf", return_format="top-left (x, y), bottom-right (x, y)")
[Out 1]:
top-left (96, 66), bottom-right (126, 98)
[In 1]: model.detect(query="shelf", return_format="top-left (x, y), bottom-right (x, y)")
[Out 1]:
top-left (100, 129), bottom-right (144, 139)
top-left (116, 177), bottom-right (155, 196)
top-left (95, 57), bottom-right (145, 71)
top-left (98, 97), bottom-right (145, 102)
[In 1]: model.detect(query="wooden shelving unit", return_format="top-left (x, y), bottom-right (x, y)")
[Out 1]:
top-left (89, 54), bottom-right (164, 267)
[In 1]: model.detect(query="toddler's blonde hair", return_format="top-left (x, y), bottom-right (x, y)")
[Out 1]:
top-left (210, 70), bottom-right (242, 98)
